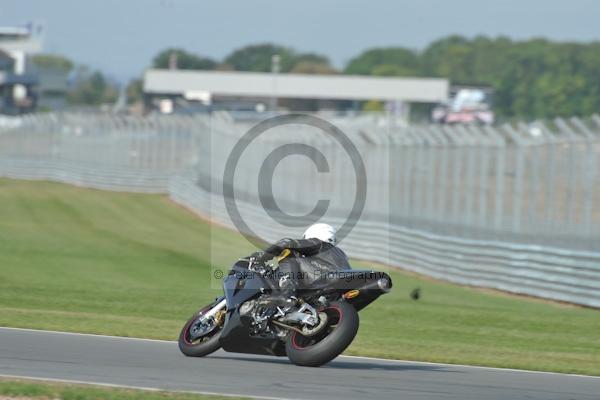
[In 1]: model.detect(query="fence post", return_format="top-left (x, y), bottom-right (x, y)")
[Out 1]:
top-left (555, 118), bottom-right (581, 234)
top-left (464, 125), bottom-right (482, 228)
top-left (418, 126), bottom-right (438, 221)
top-left (405, 128), bottom-right (423, 218)
top-left (517, 122), bottom-right (539, 232)
top-left (483, 125), bottom-right (506, 231)
top-left (400, 130), bottom-right (415, 218)
top-left (428, 125), bottom-right (450, 222)
top-left (442, 125), bottom-right (462, 224)
top-left (467, 124), bottom-right (491, 229)
top-left (502, 123), bottom-right (527, 232)
top-left (570, 117), bottom-right (597, 236)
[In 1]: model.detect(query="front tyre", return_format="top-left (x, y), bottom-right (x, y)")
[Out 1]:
top-left (286, 301), bottom-right (359, 367)
top-left (178, 300), bottom-right (225, 357)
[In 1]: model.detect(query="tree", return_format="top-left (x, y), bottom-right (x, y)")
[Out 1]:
top-left (290, 52), bottom-right (330, 66)
top-left (345, 47), bottom-right (420, 76)
top-left (289, 61), bottom-right (337, 75)
top-left (67, 67), bottom-right (117, 105)
top-left (406, 35), bottom-right (600, 119)
top-left (126, 79), bottom-right (144, 104)
top-left (152, 48), bottom-right (216, 70)
top-left (224, 43), bottom-right (296, 72)
top-left (288, 52), bottom-right (336, 74)
top-left (214, 63), bottom-right (235, 71)
top-left (31, 54), bottom-right (74, 72)
top-left (371, 64), bottom-right (415, 77)
top-left (224, 44), bottom-right (335, 74)
top-left (421, 36), bottom-right (474, 83)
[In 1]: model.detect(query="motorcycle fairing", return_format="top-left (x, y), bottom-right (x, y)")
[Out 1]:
top-left (219, 261), bottom-right (286, 356)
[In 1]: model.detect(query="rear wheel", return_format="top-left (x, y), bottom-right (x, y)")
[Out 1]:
top-left (178, 300), bottom-right (225, 357)
top-left (285, 301), bottom-right (359, 367)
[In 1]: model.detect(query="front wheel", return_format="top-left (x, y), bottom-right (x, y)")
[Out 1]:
top-left (178, 299), bottom-right (225, 357)
top-left (285, 301), bottom-right (359, 367)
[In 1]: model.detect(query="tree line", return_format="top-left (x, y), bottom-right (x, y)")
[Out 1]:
top-left (32, 36), bottom-right (600, 119)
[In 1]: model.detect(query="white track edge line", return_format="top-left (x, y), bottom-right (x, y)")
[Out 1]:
top-left (0, 326), bottom-right (175, 343)
top-left (338, 354), bottom-right (600, 379)
top-left (0, 373), bottom-right (293, 400)
top-left (2, 326), bottom-right (599, 380)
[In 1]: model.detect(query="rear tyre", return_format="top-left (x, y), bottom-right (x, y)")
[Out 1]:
top-left (285, 301), bottom-right (359, 367)
top-left (178, 301), bottom-right (225, 357)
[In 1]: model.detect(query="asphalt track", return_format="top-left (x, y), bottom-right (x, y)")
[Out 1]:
top-left (1, 328), bottom-right (599, 400)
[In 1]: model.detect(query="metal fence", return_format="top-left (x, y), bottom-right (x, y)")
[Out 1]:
top-left (0, 113), bottom-right (206, 192)
top-left (1, 112), bottom-right (599, 307)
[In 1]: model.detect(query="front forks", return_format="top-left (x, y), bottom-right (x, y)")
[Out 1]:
top-left (200, 298), bottom-right (227, 319)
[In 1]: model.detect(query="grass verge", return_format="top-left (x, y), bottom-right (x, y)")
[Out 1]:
top-left (0, 378), bottom-right (247, 400)
top-left (0, 178), bottom-right (599, 375)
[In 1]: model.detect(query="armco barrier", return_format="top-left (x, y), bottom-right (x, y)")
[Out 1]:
top-left (168, 174), bottom-right (600, 308)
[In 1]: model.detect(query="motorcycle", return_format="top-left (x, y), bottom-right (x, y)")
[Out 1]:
top-left (178, 252), bottom-right (392, 367)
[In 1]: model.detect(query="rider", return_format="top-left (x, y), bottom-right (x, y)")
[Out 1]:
top-left (251, 223), bottom-right (351, 298)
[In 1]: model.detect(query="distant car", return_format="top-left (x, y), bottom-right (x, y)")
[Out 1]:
top-left (432, 86), bottom-right (495, 125)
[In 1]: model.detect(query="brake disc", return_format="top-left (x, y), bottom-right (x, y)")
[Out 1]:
top-left (190, 317), bottom-right (216, 339)
top-left (301, 312), bottom-right (328, 336)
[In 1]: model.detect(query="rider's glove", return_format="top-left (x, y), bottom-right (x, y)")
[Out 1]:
top-left (250, 251), bottom-right (268, 263)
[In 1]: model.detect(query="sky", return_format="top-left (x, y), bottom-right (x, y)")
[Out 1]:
top-left (1, 0), bottom-right (600, 82)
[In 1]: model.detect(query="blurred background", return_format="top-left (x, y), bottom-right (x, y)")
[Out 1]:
top-left (1, 0), bottom-right (600, 122)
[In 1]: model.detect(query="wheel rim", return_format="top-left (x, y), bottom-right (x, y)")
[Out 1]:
top-left (291, 305), bottom-right (342, 350)
top-left (183, 306), bottom-right (224, 345)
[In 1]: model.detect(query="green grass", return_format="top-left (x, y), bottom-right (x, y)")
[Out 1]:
top-left (1, 178), bottom-right (599, 375)
top-left (0, 378), bottom-right (247, 400)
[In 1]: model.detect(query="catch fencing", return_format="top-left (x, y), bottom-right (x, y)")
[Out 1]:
top-left (0, 113), bottom-right (206, 192)
top-left (1, 112), bottom-right (599, 307)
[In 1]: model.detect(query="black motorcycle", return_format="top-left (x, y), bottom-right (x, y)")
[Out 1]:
top-left (178, 253), bottom-right (392, 367)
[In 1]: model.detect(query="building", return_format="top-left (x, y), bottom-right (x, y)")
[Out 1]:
top-left (143, 69), bottom-right (449, 119)
top-left (33, 64), bottom-right (70, 111)
top-left (0, 25), bottom-right (43, 114)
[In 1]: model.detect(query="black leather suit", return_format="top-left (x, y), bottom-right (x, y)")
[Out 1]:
top-left (254, 238), bottom-right (351, 295)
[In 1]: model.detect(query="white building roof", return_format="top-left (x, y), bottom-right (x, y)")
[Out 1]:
top-left (144, 69), bottom-right (448, 103)
top-left (0, 26), bottom-right (30, 36)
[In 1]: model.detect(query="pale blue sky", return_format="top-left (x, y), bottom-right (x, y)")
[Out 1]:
top-left (1, 0), bottom-right (599, 82)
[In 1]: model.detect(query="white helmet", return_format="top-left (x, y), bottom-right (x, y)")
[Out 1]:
top-left (303, 223), bottom-right (337, 245)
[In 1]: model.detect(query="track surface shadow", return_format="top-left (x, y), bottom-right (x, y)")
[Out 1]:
top-left (211, 354), bottom-right (459, 372)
